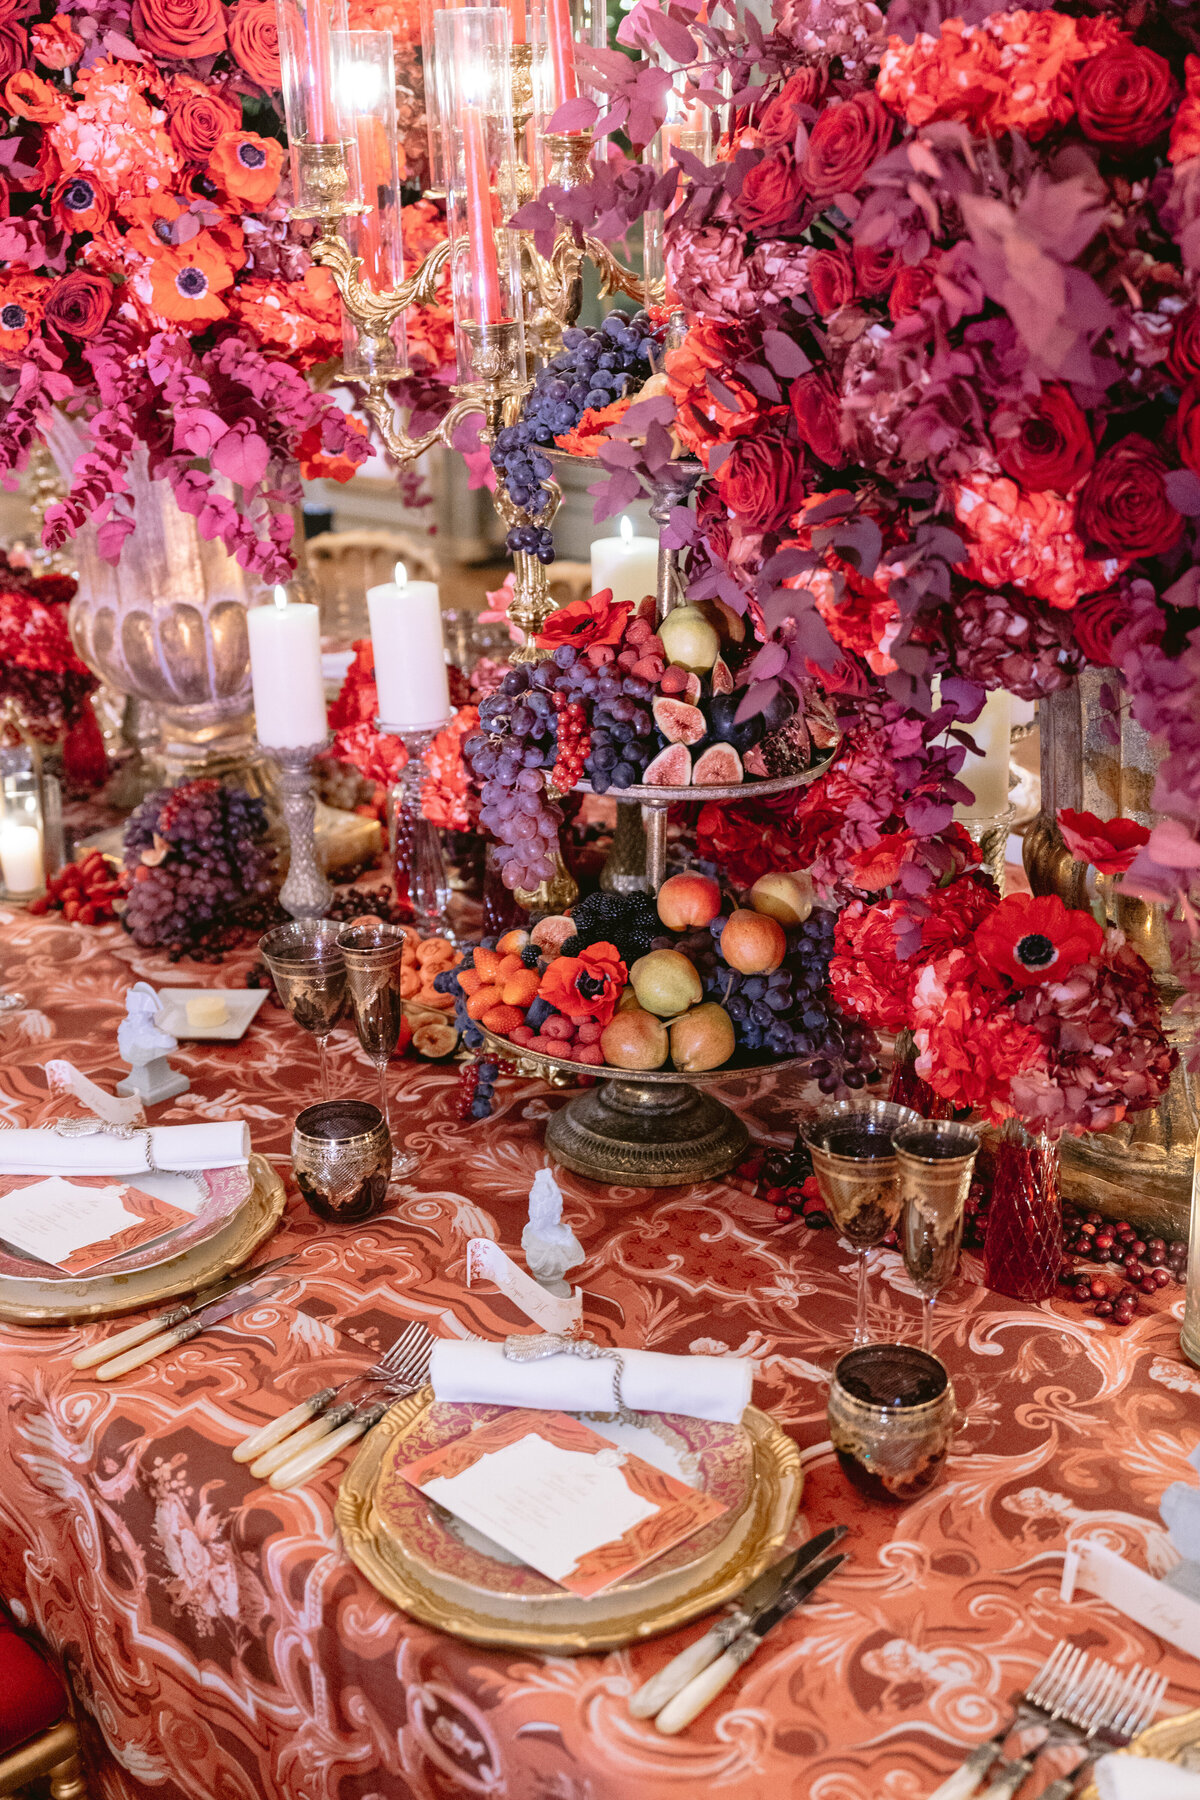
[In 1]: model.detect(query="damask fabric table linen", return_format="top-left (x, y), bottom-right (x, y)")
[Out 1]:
top-left (1, 907), bottom-right (1199, 1800)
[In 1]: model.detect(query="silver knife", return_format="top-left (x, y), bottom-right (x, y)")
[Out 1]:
top-left (72, 1252), bottom-right (298, 1371)
top-left (629, 1525), bottom-right (848, 1719)
top-left (654, 1552), bottom-right (848, 1736)
top-left (94, 1277), bottom-right (294, 1380)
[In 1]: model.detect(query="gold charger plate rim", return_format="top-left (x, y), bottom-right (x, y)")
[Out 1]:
top-left (0, 1152), bottom-right (286, 1325)
top-left (335, 1388), bottom-right (801, 1653)
top-left (1079, 1706), bottom-right (1200, 1798)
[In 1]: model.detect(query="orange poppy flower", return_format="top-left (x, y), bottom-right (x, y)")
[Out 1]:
top-left (297, 413), bottom-right (370, 482)
top-left (0, 274), bottom-right (52, 356)
top-left (537, 942), bottom-right (627, 1026)
top-left (5, 70), bottom-right (64, 124)
top-left (51, 171), bottom-right (110, 234)
top-left (148, 235), bottom-right (235, 324)
top-left (208, 129), bottom-right (283, 206)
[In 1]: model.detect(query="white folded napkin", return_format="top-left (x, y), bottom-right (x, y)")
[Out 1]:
top-left (0, 1121), bottom-right (250, 1176)
top-left (1095, 1755), bottom-right (1200, 1799)
top-left (430, 1337), bottom-right (753, 1424)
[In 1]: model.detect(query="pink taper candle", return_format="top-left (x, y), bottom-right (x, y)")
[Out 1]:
top-left (462, 109), bottom-right (502, 323)
top-left (545, 0), bottom-right (578, 108)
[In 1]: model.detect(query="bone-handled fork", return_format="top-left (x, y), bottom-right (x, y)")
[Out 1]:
top-left (234, 1322), bottom-right (432, 1474)
top-left (1033, 1657), bottom-right (1168, 1800)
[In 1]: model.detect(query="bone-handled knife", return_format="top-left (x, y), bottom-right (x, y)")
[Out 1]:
top-left (72, 1254), bottom-right (297, 1370)
top-left (234, 1390), bottom-right (341, 1463)
top-left (94, 1279), bottom-right (292, 1380)
top-left (654, 1553), bottom-right (848, 1736)
top-left (926, 1739), bottom-right (1007, 1800)
top-left (248, 1399), bottom-right (366, 1478)
top-left (266, 1397), bottom-right (393, 1489)
top-left (629, 1526), bottom-right (848, 1719)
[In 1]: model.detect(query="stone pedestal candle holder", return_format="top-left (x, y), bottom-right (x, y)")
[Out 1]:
top-left (262, 734), bottom-right (334, 921)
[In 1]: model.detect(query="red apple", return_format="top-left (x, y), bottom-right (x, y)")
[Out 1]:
top-left (657, 871), bottom-right (723, 931)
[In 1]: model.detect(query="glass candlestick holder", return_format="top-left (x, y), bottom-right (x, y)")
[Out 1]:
top-left (380, 717), bottom-right (454, 940)
top-left (262, 733), bottom-right (334, 921)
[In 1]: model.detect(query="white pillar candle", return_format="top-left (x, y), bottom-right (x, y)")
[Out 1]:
top-left (367, 564), bottom-right (450, 729)
top-left (247, 592), bottom-right (328, 749)
top-left (591, 516), bottom-right (658, 612)
top-left (0, 823), bottom-right (44, 894)
top-left (954, 687), bottom-right (1012, 820)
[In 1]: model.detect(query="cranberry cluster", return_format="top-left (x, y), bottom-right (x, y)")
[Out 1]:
top-left (550, 694), bottom-right (589, 793)
top-left (736, 1147), bottom-right (832, 1229)
top-left (1058, 1205), bottom-right (1187, 1326)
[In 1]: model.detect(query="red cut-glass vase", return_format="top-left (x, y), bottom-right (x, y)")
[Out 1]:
top-left (888, 1029), bottom-right (956, 1120)
top-left (983, 1118), bottom-right (1062, 1302)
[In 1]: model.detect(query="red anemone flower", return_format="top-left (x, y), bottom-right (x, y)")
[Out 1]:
top-left (972, 892), bottom-right (1103, 988)
top-left (1056, 808), bottom-right (1151, 876)
top-left (537, 942), bottom-right (627, 1025)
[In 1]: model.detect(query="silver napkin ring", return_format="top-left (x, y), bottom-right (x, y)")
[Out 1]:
top-left (51, 1119), bottom-right (204, 1200)
top-left (503, 1332), bottom-right (638, 1425)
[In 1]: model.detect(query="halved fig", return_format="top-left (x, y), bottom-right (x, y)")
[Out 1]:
top-left (652, 697), bottom-right (706, 746)
top-left (643, 744), bottom-right (693, 786)
top-left (693, 743), bottom-right (744, 785)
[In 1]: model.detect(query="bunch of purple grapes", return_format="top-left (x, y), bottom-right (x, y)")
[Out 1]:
top-left (122, 779), bottom-right (274, 951)
top-left (489, 310), bottom-right (661, 560)
top-left (705, 908), bottom-right (881, 1089)
top-left (542, 644), bottom-right (658, 793)
top-left (465, 666), bottom-right (565, 891)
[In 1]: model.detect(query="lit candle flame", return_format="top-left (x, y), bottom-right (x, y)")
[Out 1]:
top-left (394, 561), bottom-right (408, 587)
top-left (273, 584), bottom-right (288, 610)
top-left (619, 516), bottom-right (633, 543)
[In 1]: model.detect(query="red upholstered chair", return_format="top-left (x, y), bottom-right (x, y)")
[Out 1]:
top-left (0, 1615), bottom-right (86, 1798)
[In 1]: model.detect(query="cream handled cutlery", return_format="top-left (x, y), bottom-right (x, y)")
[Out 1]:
top-left (92, 1278), bottom-right (293, 1379)
top-left (266, 1395), bottom-right (393, 1489)
top-left (653, 1552), bottom-right (848, 1736)
top-left (630, 1526), bottom-right (848, 1721)
top-left (72, 1253), bottom-right (297, 1371)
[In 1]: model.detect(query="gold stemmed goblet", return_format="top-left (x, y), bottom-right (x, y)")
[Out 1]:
top-left (259, 920), bottom-right (348, 1102)
top-left (894, 1119), bottom-right (979, 1353)
top-left (801, 1099), bottom-right (921, 1347)
top-left (335, 921), bottom-right (417, 1177)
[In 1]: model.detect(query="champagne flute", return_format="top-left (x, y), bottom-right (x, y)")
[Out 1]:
top-left (259, 920), bottom-right (348, 1101)
top-left (336, 921), bottom-right (418, 1177)
top-left (894, 1120), bottom-right (979, 1352)
top-left (801, 1099), bottom-right (920, 1347)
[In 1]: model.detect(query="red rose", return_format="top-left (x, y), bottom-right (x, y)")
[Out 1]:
top-left (228, 0), bottom-right (280, 89)
top-left (805, 246), bottom-right (855, 316)
top-left (43, 271), bottom-right (112, 338)
top-left (0, 22), bottom-right (27, 83)
top-left (1168, 304), bottom-right (1200, 385)
top-left (852, 240), bottom-right (900, 296)
top-left (758, 66), bottom-right (825, 147)
top-left (997, 384), bottom-right (1094, 494)
top-left (1070, 586), bottom-right (1126, 666)
top-left (1073, 40), bottom-right (1177, 149)
top-left (1076, 436), bottom-right (1184, 559)
top-left (714, 434), bottom-right (808, 534)
top-left (802, 91), bottom-right (892, 199)
top-left (790, 370), bottom-right (844, 466)
top-left (131, 0), bottom-right (227, 62)
top-left (696, 483), bottom-right (733, 564)
top-left (889, 261), bottom-right (937, 320)
top-left (1178, 381), bottom-right (1200, 478)
top-left (736, 151), bottom-right (807, 235)
top-left (165, 77), bottom-right (242, 163)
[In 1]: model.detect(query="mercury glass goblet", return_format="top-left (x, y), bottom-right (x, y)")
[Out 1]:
top-left (259, 920), bottom-right (348, 1102)
top-left (895, 1120), bottom-right (979, 1352)
top-left (292, 1100), bottom-right (392, 1223)
top-left (801, 1099), bottom-right (920, 1347)
top-left (335, 921), bottom-right (417, 1177)
top-left (828, 1343), bottom-right (957, 1504)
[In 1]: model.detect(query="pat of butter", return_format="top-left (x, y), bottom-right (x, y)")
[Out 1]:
top-left (187, 995), bottom-right (229, 1030)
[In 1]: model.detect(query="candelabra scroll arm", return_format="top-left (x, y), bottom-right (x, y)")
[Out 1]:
top-left (581, 235), bottom-right (665, 308)
top-left (354, 390), bottom-right (480, 469)
top-left (307, 235), bottom-right (452, 331)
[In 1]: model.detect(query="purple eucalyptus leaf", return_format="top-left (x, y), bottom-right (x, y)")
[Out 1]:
top-left (938, 674), bottom-right (985, 719)
top-left (905, 798), bottom-right (953, 835)
top-left (735, 678), bottom-right (778, 722)
top-left (549, 96), bottom-right (600, 133)
top-left (1165, 469), bottom-right (1200, 517)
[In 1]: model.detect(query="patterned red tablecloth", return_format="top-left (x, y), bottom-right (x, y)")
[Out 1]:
top-left (1, 906), bottom-right (1199, 1800)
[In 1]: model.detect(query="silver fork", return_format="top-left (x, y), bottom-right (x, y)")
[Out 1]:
top-left (233, 1321), bottom-right (433, 1473)
top-left (929, 1642), bottom-right (1165, 1800)
top-left (265, 1329), bottom-right (440, 1490)
top-left (1036, 1656), bottom-right (1168, 1800)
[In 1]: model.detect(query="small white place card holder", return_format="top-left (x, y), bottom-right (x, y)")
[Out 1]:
top-left (1061, 1539), bottom-right (1200, 1661)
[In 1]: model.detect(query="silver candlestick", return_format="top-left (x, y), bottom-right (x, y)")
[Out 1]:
top-left (262, 734), bottom-right (334, 920)
top-left (378, 717), bottom-right (454, 940)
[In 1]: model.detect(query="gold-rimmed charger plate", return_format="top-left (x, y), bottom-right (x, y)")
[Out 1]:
top-left (337, 1389), bottom-right (802, 1653)
top-left (1080, 1707), bottom-right (1200, 1797)
top-left (0, 1152), bottom-right (286, 1325)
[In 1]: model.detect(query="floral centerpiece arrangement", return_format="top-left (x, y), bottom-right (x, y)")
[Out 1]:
top-left (506, 0), bottom-right (1200, 1021)
top-left (0, 0), bottom-right (451, 581)
top-left (0, 553), bottom-right (104, 780)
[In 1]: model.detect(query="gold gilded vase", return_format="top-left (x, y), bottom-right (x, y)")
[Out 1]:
top-left (1025, 672), bottom-right (1199, 1239)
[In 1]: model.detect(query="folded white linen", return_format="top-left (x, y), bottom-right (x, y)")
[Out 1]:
top-left (1095, 1755), bottom-right (1200, 1799)
top-left (0, 1121), bottom-right (250, 1175)
top-left (429, 1337), bottom-right (753, 1424)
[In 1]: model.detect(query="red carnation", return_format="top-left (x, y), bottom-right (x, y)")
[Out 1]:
top-left (1075, 436), bottom-right (1184, 559)
top-left (973, 892), bottom-right (1103, 989)
top-left (802, 91), bottom-right (892, 199)
top-left (1073, 40), bottom-right (1177, 149)
top-left (1057, 808), bottom-right (1150, 875)
top-left (997, 384), bottom-right (1094, 494)
top-left (790, 370), bottom-right (843, 466)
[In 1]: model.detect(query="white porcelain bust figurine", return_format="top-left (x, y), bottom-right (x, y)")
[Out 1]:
top-left (522, 1166), bottom-right (584, 1297)
top-left (116, 983), bottom-right (190, 1104)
